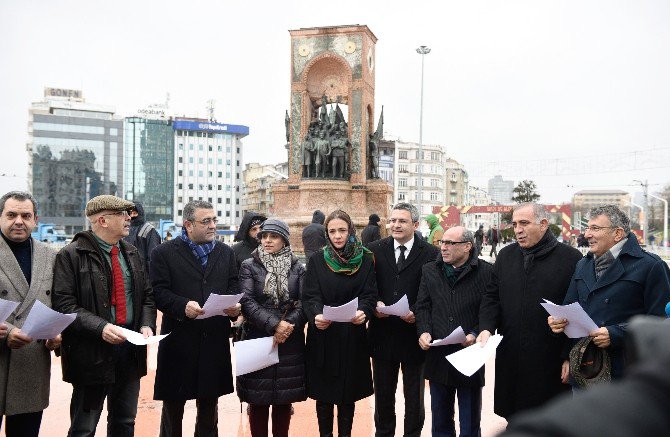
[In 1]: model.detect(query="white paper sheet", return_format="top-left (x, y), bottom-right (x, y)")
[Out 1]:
top-left (376, 294), bottom-right (410, 317)
top-left (540, 299), bottom-right (599, 338)
top-left (0, 298), bottom-right (19, 324)
top-left (446, 334), bottom-right (503, 377)
top-left (430, 326), bottom-right (467, 347)
top-left (20, 300), bottom-right (76, 340)
top-left (118, 326), bottom-right (169, 345)
top-left (323, 297), bottom-right (358, 322)
top-left (196, 292), bottom-right (244, 320)
top-left (234, 336), bottom-right (279, 376)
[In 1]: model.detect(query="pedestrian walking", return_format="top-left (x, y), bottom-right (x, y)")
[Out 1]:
top-left (123, 201), bottom-right (161, 278)
top-left (233, 211), bottom-right (267, 269)
top-left (487, 225), bottom-right (499, 258)
top-left (474, 225), bottom-right (484, 256)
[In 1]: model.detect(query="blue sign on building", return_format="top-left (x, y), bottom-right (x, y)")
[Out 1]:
top-left (173, 120), bottom-right (249, 136)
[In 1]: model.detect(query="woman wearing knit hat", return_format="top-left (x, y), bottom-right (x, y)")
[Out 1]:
top-left (237, 218), bottom-right (307, 436)
top-left (302, 210), bottom-right (377, 437)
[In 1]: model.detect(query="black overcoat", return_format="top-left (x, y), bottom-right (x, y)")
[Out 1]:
top-left (302, 251), bottom-right (377, 404)
top-left (150, 237), bottom-right (239, 401)
top-left (479, 241), bottom-right (582, 418)
top-left (236, 251), bottom-right (307, 405)
top-left (367, 236), bottom-right (438, 364)
top-left (414, 254), bottom-right (493, 387)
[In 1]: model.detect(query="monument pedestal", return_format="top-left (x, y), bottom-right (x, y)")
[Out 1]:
top-left (273, 179), bottom-right (392, 251)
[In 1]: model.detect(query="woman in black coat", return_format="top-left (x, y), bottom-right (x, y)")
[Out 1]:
top-left (302, 210), bottom-right (377, 437)
top-left (237, 219), bottom-right (307, 437)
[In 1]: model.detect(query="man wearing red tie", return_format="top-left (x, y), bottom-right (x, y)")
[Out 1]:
top-left (53, 195), bottom-right (156, 437)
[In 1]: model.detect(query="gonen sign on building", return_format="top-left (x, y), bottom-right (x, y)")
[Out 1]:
top-left (44, 87), bottom-right (83, 100)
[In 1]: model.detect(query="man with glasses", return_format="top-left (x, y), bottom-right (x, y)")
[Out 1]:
top-left (368, 203), bottom-right (438, 437)
top-left (477, 202), bottom-right (582, 420)
top-left (150, 200), bottom-right (240, 436)
top-left (415, 226), bottom-right (493, 437)
top-left (548, 204), bottom-right (670, 383)
top-left (53, 195), bottom-right (157, 436)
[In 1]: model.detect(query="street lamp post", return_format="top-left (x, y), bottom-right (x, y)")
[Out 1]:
top-left (648, 193), bottom-right (668, 248)
top-left (416, 45), bottom-right (430, 216)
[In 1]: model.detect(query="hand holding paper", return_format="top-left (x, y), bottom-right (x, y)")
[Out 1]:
top-left (235, 336), bottom-right (279, 376)
top-left (430, 326), bottom-right (467, 347)
top-left (447, 334), bottom-right (503, 377)
top-left (20, 300), bottom-right (76, 340)
top-left (0, 298), bottom-right (19, 324)
top-left (323, 297), bottom-right (358, 322)
top-left (376, 295), bottom-right (410, 317)
top-left (540, 299), bottom-right (598, 338)
top-left (118, 326), bottom-right (169, 345)
top-left (196, 292), bottom-right (244, 319)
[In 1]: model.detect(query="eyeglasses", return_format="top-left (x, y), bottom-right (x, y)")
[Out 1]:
top-left (103, 211), bottom-right (130, 218)
top-left (193, 217), bottom-right (218, 225)
top-left (439, 240), bottom-right (470, 246)
top-left (584, 225), bottom-right (617, 233)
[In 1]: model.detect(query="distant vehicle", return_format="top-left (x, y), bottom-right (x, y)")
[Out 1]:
top-left (32, 223), bottom-right (67, 244)
top-left (158, 219), bottom-right (178, 240)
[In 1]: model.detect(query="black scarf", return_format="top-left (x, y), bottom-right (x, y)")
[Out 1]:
top-left (518, 229), bottom-right (558, 272)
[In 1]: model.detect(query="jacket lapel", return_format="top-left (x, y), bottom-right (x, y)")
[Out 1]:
top-left (175, 238), bottom-right (206, 274)
top-left (381, 237), bottom-right (398, 272)
top-left (203, 243), bottom-right (222, 279)
top-left (399, 239), bottom-right (424, 273)
top-left (0, 237), bottom-right (29, 299)
top-left (592, 258), bottom-right (625, 292)
top-left (576, 256), bottom-right (597, 293)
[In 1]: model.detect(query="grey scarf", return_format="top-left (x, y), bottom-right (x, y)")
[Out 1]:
top-left (518, 229), bottom-right (558, 272)
top-left (594, 251), bottom-right (615, 279)
top-left (258, 246), bottom-right (292, 305)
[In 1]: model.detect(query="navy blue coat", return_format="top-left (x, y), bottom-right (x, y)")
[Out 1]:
top-left (563, 233), bottom-right (670, 378)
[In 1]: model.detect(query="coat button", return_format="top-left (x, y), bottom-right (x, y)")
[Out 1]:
top-left (103, 303), bottom-right (108, 308)
top-left (203, 280), bottom-right (207, 284)
top-left (449, 316), bottom-right (454, 322)
top-left (604, 298), bottom-right (610, 304)
top-left (15, 315), bottom-right (21, 320)
top-left (203, 332), bottom-right (208, 339)
top-left (46, 290), bottom-right (51, 296)
top-left (0, 290), bottom-right (7, 296)
top-left (393, 292), bottom-right (397, 296)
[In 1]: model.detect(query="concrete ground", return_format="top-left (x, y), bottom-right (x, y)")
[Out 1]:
top-left (10, 332), bottom-right (506, 437)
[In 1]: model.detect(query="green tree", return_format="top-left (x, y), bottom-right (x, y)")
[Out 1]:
top-left (512, 180), bottom-right (541, 203)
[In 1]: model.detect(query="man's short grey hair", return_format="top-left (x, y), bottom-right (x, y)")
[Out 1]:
top-left (589, 205), bottom-right (631, 234)
top-left (393, 202), bottom-right (420, 223)
top-left (513, 202), bottom-right (549, 223)
top-left (0, 191), bottom-right (38, 215)
top-left (183, 200), bottom-right (214, 222)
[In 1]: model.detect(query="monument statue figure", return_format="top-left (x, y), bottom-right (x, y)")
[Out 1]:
top-left (302, 133), bottom-right (315, 178)
top-left (330, 131), bottom-right (347, 178)
top-left (368, 105), bottom-right (384, 179)
top-left (314, 130), bottom-right (331, 178)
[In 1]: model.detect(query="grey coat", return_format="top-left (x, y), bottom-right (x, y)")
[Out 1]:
top-left (0, 238), bottom-right (56, 415)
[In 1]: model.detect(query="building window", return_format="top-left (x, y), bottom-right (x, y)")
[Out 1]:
top-left (178, 143), bottom-right (184, 150)
top-left (178, 209), bottom-right (182, 215)
top-left (199, 144), bottom-right (203, 151)
top-left (208, 145), bottom-right (213, 152)
top-left (217, 197), bottom-right (222, 204)
top-left (236, 198), bottom-right (239, 205)
top-left (208, 171), bottom-right (213, 177)
top-left (236, 211), bottom-right (239, 218)
top-left (189, 196), bottom-right (194, 202)
top-left (218, 172), bottom-right (223, 178)
top-left (226, 211), bottom-right (231, 217)
top-left (430, 192), bottom-right (439, 201)
top-left (217, 211), bottom-right (222, 217)
top-left (198, 171), bottom-right (203, 177)
top-left (178, 170), bottom-right (183, 176)
top-left (208, 197), bottom-right (212, 203)
top-left (178, 157), bottom-right (183, 163)
top-left (198, 158), bottom-right (203, 164)
top-left (431, 151), bottom-right (440, 161)
top-left (226, 198), bottom-right (230, 204)
top-left (208, 158), bottom-right (213, 164)
top-left (177, 196), bottom-right (182, 203)
top-left (399, 164), bottom-right (408, 173)
top-left (208, 184), bottom-right (213, 190)
top-left (189, 144), bottom-right (194, 150)
top-left (109, 128), bottom-right (118, 136)
top-left (431, 178), bottom-right (439, 187)
top-left (218, 185), bottom-right (222, 190)
top-left (188, 170), bottom-right (193, 177)
top-left (178, 183), bottom-right (183, 189)
top-left (217, 159), bottom-right (222, 165)
top-left (399, 151), bottom-right (408, 159)
top-left (399, 178), bottom-right (408, 188)
top-left (188, 183), bottom-right (193, 189)
top-left (188, 157), bottom-right (194, 164)
top-left (398, 192), bottom-right (406, 201)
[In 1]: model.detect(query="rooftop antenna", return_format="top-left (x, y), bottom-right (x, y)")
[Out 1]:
top-left (206, 99), bottom-right (216, 122)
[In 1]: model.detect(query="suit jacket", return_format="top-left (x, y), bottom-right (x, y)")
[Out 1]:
top-left (0, 237), bottom-right (56, 415)
top-left (367, 236), bottom-right (439, 363)
top-left (151, 237), bottom-right (239, 400)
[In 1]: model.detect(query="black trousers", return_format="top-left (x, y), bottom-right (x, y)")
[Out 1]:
top-left (372, 358), bottom-right (425, 437)
top-left (248, 404), bottom-right (292, 437)
top-left (1, 411), bottom-right (43, 437)
top-left (159, 398), bottom-right (218, 437)
top-left (315, 401), bottom-right (355, 437)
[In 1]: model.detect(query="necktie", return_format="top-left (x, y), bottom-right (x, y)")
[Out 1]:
top-left (110, 245), bottom-right (127, 325)
top-left (397, 245), bottom-right (407, 271)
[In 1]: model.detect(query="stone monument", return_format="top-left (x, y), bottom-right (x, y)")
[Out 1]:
top-left (273, 25), bottom-right (393, 250)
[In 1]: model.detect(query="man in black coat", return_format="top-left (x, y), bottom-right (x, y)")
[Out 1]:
top-left (232, 211), bottom-right (266, 269)
top-left (415, 226), bottom-right (493, 437)
top-left (367, 203), bottom-right (439, 437)
top-left (361, 213), bottom-right (382, 246)
top-left (150, 200), bottom-right (241, 436)
top-left (477, 203), bottom-right (583, 419)
top-left (301, 209), bottom-right (326, 259)
top-left (123, 201), bottom-right (161, 278)
top-left (52, 195), bottom-right (157, 436)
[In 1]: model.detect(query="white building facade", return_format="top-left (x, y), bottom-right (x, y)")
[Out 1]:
top-left (173, 118), bottom-right (249, 227)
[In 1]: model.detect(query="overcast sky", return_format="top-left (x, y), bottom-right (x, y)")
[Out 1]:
top-left (2, 0), bottom-right (669, 204)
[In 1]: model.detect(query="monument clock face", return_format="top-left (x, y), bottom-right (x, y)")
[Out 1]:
top-left (298, 44), bottom-right (310, 57)
top-left (367, 48), bottom-right (374, 72)
top-left (344, 41), bottom-right (357, 54)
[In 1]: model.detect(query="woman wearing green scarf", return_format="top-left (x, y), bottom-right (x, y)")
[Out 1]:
top-left (426, 214), bottom-right (445, 248)
top-left (302, 210), bottom-right (378, 437)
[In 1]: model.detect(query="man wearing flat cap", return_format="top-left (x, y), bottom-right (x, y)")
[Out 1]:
top-left (52, 194), bottom-right (157, 436)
